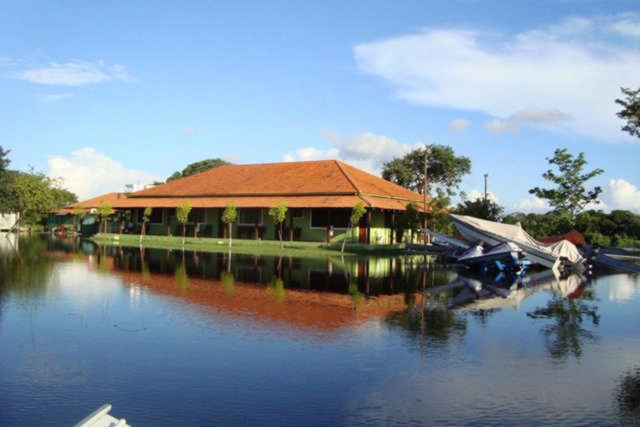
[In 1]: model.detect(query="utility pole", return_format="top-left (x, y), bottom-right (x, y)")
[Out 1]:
top-left (483, 173), bottom-right (488, 201)
top-left (423, 147), bottom-right (430, 243)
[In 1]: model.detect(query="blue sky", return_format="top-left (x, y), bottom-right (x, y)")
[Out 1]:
top-left (2, 0), bottom-right (639, 213)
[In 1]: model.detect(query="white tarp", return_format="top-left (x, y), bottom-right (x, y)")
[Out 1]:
top-left (450, 214), bottom-right (584, 265)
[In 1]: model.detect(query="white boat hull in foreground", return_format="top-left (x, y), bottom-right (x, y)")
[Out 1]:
top-left (74, 404), bottom-right (131, 427)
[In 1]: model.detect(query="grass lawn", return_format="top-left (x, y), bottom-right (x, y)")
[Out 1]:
top-left (92, 233), bottom-right (406, 258)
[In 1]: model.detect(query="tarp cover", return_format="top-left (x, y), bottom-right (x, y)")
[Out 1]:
top-left (450, 214), bottom-right (584, 265)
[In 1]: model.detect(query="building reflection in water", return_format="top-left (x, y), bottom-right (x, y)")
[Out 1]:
top-left (80, 245), bottom-right (455, 335)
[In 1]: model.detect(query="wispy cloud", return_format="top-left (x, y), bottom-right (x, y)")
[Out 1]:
top-left (284, 131), bottom-right (421, 175)
top-left (36, 93), bottom-right (73, 103)
top-left (48, 148), bottom-right (160, 200)
top-left (181, 127), bottom-right (197, 137)
top-left (449, 119), bottom-right (470, 133)
top-left (14, 60), bottom-right (132, 86)
top-left (354, 13), bottom-right (640, 141)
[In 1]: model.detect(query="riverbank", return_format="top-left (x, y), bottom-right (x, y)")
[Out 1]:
top-left (91, 233), bottom-right (407, 257)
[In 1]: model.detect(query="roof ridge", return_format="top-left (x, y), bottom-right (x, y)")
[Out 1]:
top-left (334, 160), bottom-right (361, 195)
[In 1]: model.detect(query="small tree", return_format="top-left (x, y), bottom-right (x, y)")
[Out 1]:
top-left (342, 202), bottom-right (367, 253)
top-left (176, 200), bottom-right (192, 246)
top-left (96, 201), bottom-right (114, 233)
top-left (140, 207), bottom-right (152, 243)
top-left (222, 201), bottom-right (238, 248)
top-left (268, 200), bottom-right (288, 249)
top-left (529, 148), bottom-right (604, 219)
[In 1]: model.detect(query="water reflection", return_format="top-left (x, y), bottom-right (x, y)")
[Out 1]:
top-left (526, 275), bottom-right (599, 361)
top-left (0, 235), bottom-right (54, 303)
top-left (72, 243), bottom-right (451, 335)
top-left (616, 366), bottom-right (640, 425)
top-left (3, 236), bottom-right (640, 426)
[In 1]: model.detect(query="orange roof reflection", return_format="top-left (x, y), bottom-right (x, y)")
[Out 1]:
top-left (109, 265), bottom-right (412, 335)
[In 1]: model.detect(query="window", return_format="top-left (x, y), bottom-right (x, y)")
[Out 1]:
top-left (290, 208), bottom-right (304, 218)
top-left (191, 208), bottom-right (205, 223)
top-left (149, 208), bottom-right (163, 224)
top-left (311, 208), bottom-right (350, 228)
top-left (239, 208), bottom-right (262, 225)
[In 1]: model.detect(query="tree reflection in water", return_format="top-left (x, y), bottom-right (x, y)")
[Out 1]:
top-left (526, 284), bottom-right (599, 360)
top-left (386, 293), bottom-right (467, 352)
top-left (616, 366), bottom-right (640, 425)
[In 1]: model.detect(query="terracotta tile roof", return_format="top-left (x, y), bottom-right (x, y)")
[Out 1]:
top-left (65, 160), bottom-right (429, 212)
top-left (124, 160), bottom-right (428, 211)
top-left (59, 192), bottom-right (128, 213)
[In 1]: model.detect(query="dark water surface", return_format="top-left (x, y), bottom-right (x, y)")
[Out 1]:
top-left (1, 235), bottom-right (639, 426)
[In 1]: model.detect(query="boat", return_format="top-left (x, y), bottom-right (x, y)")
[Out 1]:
top-left (73, 404), bottom-right (131, 427)
top-left (449, 214), bottom-right (584, 271)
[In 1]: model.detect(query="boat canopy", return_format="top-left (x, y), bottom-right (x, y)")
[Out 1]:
top-left (450, 214), bottom-right (584, 265)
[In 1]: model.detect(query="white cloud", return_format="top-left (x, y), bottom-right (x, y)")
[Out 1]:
top-left (47, 148), bottom-right (160, 200)
top-left (484, 118), bottom-right (514, 134)
top-left (283, 146), bottom-right (339, 162)
top-left (601, 179), bottom-right (640, 213)
top-left (14, 60), bottom-right (132, 86)
top-left (510, 179), bottom-right (640, 214)
top-left (354, 14), bottom-right (640, 141)
top-left (464, 190), bottom-right (500, 204)
top-left (513, 197), bottom-right (549, 213)
top-left (284, 132), bottom-right (419, 175)
top-left (448, 119), bottom-right (470, 133)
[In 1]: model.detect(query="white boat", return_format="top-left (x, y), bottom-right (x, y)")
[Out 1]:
top-left (449, 214), bottom-right (584, 271)
top-left (74, 404), bottom-right (131, 427)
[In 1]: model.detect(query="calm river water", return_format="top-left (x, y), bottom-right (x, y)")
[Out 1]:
top-left (1, 235), bottom-right (639, 426)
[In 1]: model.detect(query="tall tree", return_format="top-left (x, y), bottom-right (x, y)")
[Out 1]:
top-left (176, 200), bottom-right (192, 246)
top-left (0, 146), bottom-right (12, 212)
top-left (0, 145), bottom-right (10, 172)
top-left (616, 87), bottom-right (640, 138)
top-left (268, 200), bottom-right (288, 249)
top-left (7, 169), bottom-right (57, 230)
top-left (221, 201), bottom-right (238, 248)
top-left (50, 185), bottom-right (78, 209)
top-left (382, 145), bottom-right (471, 199)
top-left (529, 148), bottom-right (604, 218)
top-left (167, 158), bottom-right (230, 182)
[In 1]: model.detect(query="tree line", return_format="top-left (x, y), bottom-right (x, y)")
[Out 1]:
top-left (2, 86), bottom-right (638, 243)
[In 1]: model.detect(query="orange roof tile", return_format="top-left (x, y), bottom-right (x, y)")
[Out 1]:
top-left (125, 160), bottom-right (428, 212)
top-left (59, 192), bottom-right (128, 213)
top-left (68, 160), bottom-right (429, 212)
